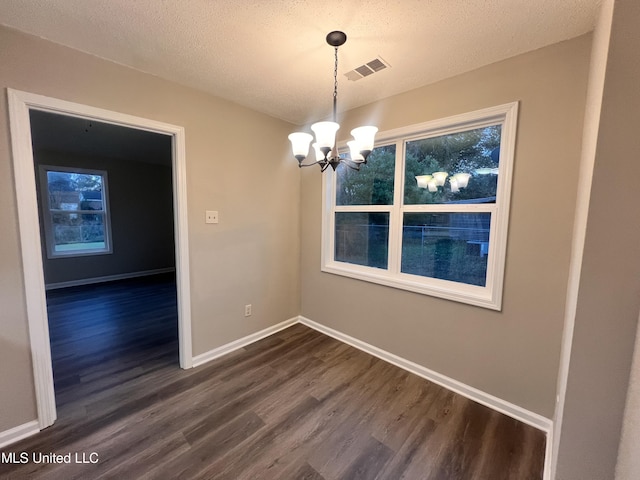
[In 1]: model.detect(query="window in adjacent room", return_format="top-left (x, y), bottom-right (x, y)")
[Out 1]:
top-left (322, 102), bottom-right (518, 310)
top-left (39, 166), bottom-right (112, 258)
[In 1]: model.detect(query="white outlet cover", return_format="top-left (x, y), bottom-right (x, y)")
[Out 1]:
top-left (205, 210), bottom-right (218, 224)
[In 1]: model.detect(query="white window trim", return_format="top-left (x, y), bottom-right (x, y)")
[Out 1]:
top-left (39, 164), bottom-right (113, 259)
top-left (321, 102), bottom-right (518, 310)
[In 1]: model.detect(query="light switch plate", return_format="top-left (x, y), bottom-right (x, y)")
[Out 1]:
top-left (205, 210), bottom-right (219, 224)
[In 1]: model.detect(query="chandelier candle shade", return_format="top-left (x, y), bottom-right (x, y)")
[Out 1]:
top-left (415, 172), bottom-right (473, 192)
top-left (288, 31), bottom-right (378, 172)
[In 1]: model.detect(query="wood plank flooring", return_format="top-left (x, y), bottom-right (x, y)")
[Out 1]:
top-left (0, 275), bottom-right (546, 479)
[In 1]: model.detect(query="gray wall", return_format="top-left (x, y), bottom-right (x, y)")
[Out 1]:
top-left (556, 0), bottom-right (640, 478)
top-left (616, 313), bottom-right (640, 479)
top-left (300, 35), bottom-right (591, 419)
top-left (0, 25), bottom-right (300, 432)
top-left (34, 150), bottom-right (176, 286)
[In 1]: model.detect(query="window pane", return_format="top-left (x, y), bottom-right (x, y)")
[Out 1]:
top-left (335, 212), bottom-right (389, 269)
top-left (401, 213), bottom-right (491, 286)
top-left (52, 212), bottom-right (106, 252)
top-left (404, 125), bottom-right (501, 205)
top-left (336, 145), bottom-right (396, 206)
top-left (47, 171), bottom-right (104, 211)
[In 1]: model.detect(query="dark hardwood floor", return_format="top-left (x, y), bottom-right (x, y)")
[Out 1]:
top-left (46, 273), bottom-right (180, 413)
top-left (0, 275), bottom-right (545, 479)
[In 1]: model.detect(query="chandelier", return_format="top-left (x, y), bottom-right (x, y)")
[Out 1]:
top-left (288, 31), bottom-right (378, 172)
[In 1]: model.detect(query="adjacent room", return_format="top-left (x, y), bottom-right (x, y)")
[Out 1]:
top-left (29, 110), bottom-right (181, 430)
top-left (1, 1), bottom-right (639, 479)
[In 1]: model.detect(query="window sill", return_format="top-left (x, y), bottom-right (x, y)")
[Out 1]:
top-left (48, 248), bottom-right (113, 260)
top-left (321, 262), bottom-right (502, 310)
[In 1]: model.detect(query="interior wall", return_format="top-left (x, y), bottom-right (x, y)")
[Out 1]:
top-left (34, 150), bottom-right (175, 286)
top-left (300, 35), bottom-right (592, 418)
top-left (0, 25), bottom-right (300, 432)
top-left (550, 0), bottom-right (614, 476)
top-left (556, 0), bottom-right (640, 478)
top-left (616, 313), bottom-right (640, 479)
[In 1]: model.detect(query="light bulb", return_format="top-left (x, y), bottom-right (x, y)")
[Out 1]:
top-left (453, 173), bottom-right (471, 188)
top-left (433, 171), bottom-right (448, 186)
top-left (415, 175), bottom-right (432, 188)
top-left (347, 141), bottom-right (365, 162)
top-left (288, 132), bottom-right (313, 162)
top-left (350, 126), bottom-right (378, 161)
top-left (311, 121), bottom-right (340, 152)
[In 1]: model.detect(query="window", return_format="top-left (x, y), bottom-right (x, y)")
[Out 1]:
top-left (322, 103), bottom-right (518, 309)
top-left (39, 166), bottom-right (112, 258)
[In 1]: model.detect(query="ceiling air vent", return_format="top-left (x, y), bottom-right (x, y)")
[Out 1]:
top-left (344, 56), bottom-right (390, 81)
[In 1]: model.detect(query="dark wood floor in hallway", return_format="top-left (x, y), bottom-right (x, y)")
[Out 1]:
top-left (0, 275), bottom-right (546, 479)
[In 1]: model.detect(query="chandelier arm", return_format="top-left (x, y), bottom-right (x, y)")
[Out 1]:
top-left (341, 158), bottom-right (362, 171)
top-left (297, 159), bottom-right (327, 169)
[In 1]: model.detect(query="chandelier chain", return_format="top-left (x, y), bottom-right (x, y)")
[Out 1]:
top-left (333, 46), bottom-right (338, 122)
top-left (287, 31), bottom-right (377, 172)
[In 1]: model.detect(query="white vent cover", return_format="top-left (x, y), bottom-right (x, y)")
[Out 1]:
top-left (344, 57), bottom-right (390, 81)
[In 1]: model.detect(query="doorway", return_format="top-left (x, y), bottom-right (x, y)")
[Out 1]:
top-left (7, 89), bottom-right (193, 431)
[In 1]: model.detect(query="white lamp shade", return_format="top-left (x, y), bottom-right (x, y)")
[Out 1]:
top-left (427, 180), bottom-right (438, 192)
top-left (415, 174), bottom-right (432, 188)
top-left (347, 141), bottom-right (365, 162)
top-left (450, 178), bottom-right (460, 193)
top-left (453, 173), bottom-right (471, 188)
top-left (288, 132), bottom-right (313, 158)
top-left (312, 143), bottom-right (325, 162)
top-left (433, 171), bottom-right (448, 186)
top-left (350, 126), bottom-right (378, 152)
top-left (311, 121), bottom-right (340, 150)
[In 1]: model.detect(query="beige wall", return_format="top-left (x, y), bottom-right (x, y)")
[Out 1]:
top-left (556, 0), bottom-right (640, 478)
top-left (0, 26), bottom-right (300, 431)
top-left (301, 35), bottom-right (592, 418)
top-left (551, 0), bottom-right (613, 476)
top-left (616, 313), bottom-right (640, 480)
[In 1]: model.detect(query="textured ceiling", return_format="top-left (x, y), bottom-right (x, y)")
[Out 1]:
top-left (0, 0), bottom-right (601, 125)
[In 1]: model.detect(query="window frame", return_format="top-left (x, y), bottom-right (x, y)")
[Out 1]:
top-left (321, 102), bottom-right (518, 310)
top-left (39, 165), bottom-right (113, 259)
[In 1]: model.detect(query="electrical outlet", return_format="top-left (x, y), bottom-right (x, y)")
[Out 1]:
top-left (244, 304), bottom-right (252, 317)
top-left (205, 210), bottom-right (219, 224)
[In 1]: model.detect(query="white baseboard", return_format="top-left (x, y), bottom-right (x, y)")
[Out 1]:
top-left (191, 314), bottom-right (552, 435)
top-left (45, 267), bottom-right (176, 290)
top-left (0, 420), bottom-right (39, 449)
top-left (298, 316), bottom-right (552, 434)
top-left (192, 317), bottom-right (299, 368)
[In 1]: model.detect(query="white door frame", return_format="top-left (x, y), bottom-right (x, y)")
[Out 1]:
top-left (7, 88), bottom-right (193, 430)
